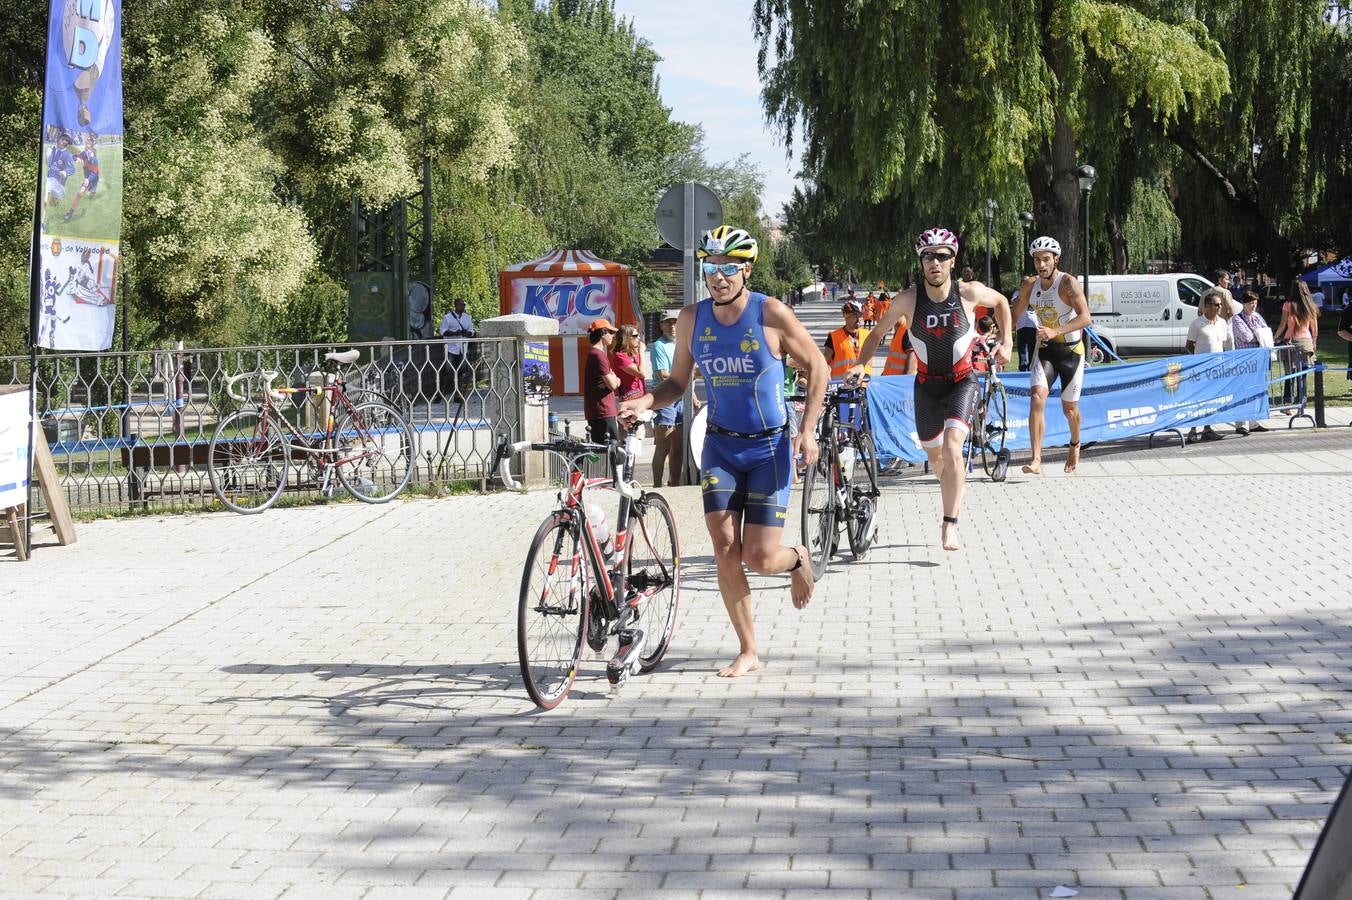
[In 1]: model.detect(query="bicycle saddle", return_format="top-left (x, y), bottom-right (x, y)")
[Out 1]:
top-left (325, 349), bottom-right (361, 365)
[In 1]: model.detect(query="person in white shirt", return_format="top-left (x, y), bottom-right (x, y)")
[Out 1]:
top-left (1185, 288), bottom-right (1233, 443)
top-left (1312, 288), bottom-right (1325, 309)
top-left (438, 298), bottom-right (476, 411)
top-left (439, 298), bottom-right (475, 357)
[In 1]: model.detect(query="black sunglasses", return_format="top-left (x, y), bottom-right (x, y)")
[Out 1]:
top-left (921, 252), bottom-right (954, 263)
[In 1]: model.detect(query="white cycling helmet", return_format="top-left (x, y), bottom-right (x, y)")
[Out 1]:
top-left (1029, 236), bottom-right (1061, 257)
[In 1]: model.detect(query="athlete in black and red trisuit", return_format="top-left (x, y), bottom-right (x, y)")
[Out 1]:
top-left (850, 228), bottom-right (1012, 551)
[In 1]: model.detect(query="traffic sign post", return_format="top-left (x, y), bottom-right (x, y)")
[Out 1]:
top-left (655, 182), bottom-right (722, 484)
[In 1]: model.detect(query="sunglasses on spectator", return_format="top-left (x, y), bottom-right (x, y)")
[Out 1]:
top-left (920, 252), bottom-right (955, 263)
top-left (701, 261), bottom-right (745, 276)
top-left (1205, 300), bottom-right (1221, 307)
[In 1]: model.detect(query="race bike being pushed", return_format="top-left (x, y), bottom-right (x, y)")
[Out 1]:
top-left (798, 377), bottom-right (881, 580)
top-left (495, 413), bottom-right (681, 709)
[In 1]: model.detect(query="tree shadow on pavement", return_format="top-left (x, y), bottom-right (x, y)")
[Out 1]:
top-left (1, 609), bottom-right (1348, 893)
top-left (214, 661), bottom-right (521, 718)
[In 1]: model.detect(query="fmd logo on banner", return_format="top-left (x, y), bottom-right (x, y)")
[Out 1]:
top-left (35, 0), bottom-right (123, 351)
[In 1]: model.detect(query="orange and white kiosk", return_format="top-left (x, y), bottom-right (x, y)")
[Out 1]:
top-left (498, 250), bottom-right (640, 396)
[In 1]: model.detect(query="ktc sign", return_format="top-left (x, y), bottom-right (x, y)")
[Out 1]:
top-left (508, 276), bottom-right (619, 334)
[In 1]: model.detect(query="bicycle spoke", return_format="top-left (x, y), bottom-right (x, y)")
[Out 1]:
top-left (208, 410), bottom-right (289, 514)
top-left (629, 493), bottom-right (681, 672)
top-left (335, 401), bottom-right (415, 502)
top-left (518, 515), bottom-right (589, 708)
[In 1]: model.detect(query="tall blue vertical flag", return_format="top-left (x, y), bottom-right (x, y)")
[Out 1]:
top-left (32, 0), bottom-right (123, 351)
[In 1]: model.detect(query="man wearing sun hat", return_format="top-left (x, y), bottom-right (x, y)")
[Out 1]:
top-left (584, 317), bottom-right (621, 444)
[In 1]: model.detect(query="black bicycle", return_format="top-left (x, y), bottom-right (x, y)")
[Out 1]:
top-left (964, 339), bottom-right (1010, 482)
top-left (799, 378), bottom-right (881, 579)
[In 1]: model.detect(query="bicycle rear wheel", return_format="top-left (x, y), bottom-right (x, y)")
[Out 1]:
top-left (800, 434), bottom-right (837, 580)
top-left (628, 492), bottom-right (681, 672)
top-left (981, 381), bottom-right (1009, 482)
top-left (518, 512), bottom-right (590, 709)
top-left (334, 401), bottom-right (416, 502)
top-left (208, 409), bottom-right (290, 514)
top-left (846, 431), bottom-right (881, 559)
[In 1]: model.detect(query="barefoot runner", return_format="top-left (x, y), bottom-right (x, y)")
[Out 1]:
top-left (619, 225), bottom-right (828, 677)
top-left (848, 228), bottom-right (1012, 551)
top-left (1010, 236), bottom-right (1093, 474)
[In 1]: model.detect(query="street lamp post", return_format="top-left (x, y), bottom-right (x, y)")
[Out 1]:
top-left (1018, 211), bottom-right (1034, 277)
top-left (1076, 164), bottom-right (1097, 363)
top-left (984, 198), bottom-right (997, 284)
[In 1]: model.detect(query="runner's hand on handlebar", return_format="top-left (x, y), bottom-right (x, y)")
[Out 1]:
top-left (993, 340), bottom-right (1012, 366)
top-left (844, 363), bottom-right (867, 381)
top-left (621, 409), bottom-right (656, 433)
top-left (617, 393), bottom-right (654, 427)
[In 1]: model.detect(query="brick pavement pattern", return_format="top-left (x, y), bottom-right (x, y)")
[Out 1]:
top-left (4, 304), bottom-right (1352, 898)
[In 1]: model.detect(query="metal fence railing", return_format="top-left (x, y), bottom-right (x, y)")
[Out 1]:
top-left (1, 337), bottom-right (525, 516)
top-left (1271, 344), bottom-right (1317, 425)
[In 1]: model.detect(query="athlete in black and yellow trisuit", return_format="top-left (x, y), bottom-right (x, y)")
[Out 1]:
top-left (1010, 236), bottom-right (1093, 475)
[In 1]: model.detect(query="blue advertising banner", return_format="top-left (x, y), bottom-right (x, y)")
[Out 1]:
top-left (523, 340), bottom-right (552, 403)
top-left (34, 0), bottom-right (123, 351)
top-left (868, 349), bottom-right (1271, 463)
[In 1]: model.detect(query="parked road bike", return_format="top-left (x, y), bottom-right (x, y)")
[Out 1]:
top-left (799, 377), bottom-right (881, 580)
top-left (496, 413), bottom-right (681, 709)
top-left (964, 338), bottom-right (1010, 482)
top-left (208, 349), bottom-right (416, 513)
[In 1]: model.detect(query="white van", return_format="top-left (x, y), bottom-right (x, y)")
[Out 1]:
top-left (1083, 273), bottom-right (1215, 361)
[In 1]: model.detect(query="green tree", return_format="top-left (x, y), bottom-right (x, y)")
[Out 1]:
top-left (1166, 3), bottom-right (1351, 276)
top-left (501, 0), bottom-right (695, 263)
top-left (755, 0), bottom-right (1229, 274)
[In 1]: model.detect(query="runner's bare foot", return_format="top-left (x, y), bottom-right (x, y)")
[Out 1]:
top-left (718, 652), bottom-right (761, 678)
top-left (1064, 442), bottom-right (1081, 474)
top-left (1021, 458), bottom-right (1042, 475)
top-left (941, 516), bottom-right (961, 552)
top-left (790, 544), bottom-right (814, 609)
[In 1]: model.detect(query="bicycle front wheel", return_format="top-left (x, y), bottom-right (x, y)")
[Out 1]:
top-left (964, 392), bottom-right (982, 475)
top-left (981, 380), bottom-right (1009, 481)
top-left (335, 401), bottom-right (416, 502)
top-left (800, 437), bottom-right (836, 580)
top-left (208, 409), bottom-right (290, 514)
top-left (518, 512), bottom-right (591, 709)
top-left (629, 492), bottom-right (681, 673)
top-left (846, 432), bottom-right (881, 559)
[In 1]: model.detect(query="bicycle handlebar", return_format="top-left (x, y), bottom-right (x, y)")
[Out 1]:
top-left (495, 411), bottom-right (653, 499)
top-left (224, 370), bottom-right (284, 403)
top-left (786, 374), bottom-right (868, 404)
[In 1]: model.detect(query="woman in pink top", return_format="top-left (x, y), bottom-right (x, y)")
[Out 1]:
top-left (612, 324), bottom-right (647, 401)
top-left (1276, 280), bottom-right (1319, 410)
top-left (1277, 280), bottom-right (1319, 361)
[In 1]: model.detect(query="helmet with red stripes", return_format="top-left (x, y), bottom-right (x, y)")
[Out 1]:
top-left (915, 228), bottom-right (959, 256)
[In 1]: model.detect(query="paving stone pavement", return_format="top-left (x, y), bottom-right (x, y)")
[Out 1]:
top-left (3, 426), bottom-right (1351, 900)
top-left (3, 300), bottom-right (1352, 899)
